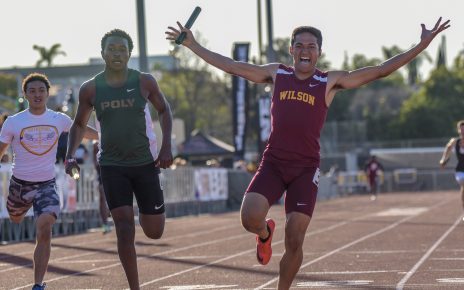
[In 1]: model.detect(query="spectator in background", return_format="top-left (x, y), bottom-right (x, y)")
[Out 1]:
top-left (75, 143), bottom-right (89, 164)
top-left (364, 155), bottom-right (384, 200)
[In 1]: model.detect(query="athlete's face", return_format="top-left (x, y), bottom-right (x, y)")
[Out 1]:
top-left (290, 32), bottom-right (320, 75)
top-left (102, 36), bottom-right (130, 71)
top-left (24, 80), bottom-right (49, 114)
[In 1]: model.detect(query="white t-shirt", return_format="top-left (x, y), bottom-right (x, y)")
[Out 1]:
top-left (0, 109), bottom-right (72, 182)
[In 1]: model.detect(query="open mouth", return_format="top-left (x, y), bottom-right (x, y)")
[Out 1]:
top-left (300, 57), bottom-right (311, 64)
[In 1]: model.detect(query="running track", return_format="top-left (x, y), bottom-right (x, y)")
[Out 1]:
top-left (1, 190), bottom-right (464, 290)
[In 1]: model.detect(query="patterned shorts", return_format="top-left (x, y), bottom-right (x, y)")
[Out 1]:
top-left (7, 176), bottom-right (60, 219)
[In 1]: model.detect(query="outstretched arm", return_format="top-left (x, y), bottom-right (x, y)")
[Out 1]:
top-left (166, 22), bottom-right (279, 84)
top-left (326, 17), bottom-right (450, 105)
top-left (440, 138), bottom-right (456, 168)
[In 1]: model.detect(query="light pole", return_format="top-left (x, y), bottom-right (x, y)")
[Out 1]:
top-left (136, 0), bottom-right (148, 72)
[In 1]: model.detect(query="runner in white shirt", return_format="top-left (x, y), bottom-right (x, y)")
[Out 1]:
top-left (0, 73), bottom-right (98, 290)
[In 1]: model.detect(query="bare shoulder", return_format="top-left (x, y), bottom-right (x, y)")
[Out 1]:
top-left (78, 78), bottom-right (97, 107)
top-left (80, 79), bottom-right (96, 96)
top-left (140, 72), bottom-right (157, 84)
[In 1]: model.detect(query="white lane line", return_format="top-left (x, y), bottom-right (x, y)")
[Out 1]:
top-left (11, 233), bottom-right (251, 290)
top-left (138, 213), bottom-right (376, 288)
top-left (0, 218), bottom-right (232, 261)
top-left (437, 278), bottom-right (464, 283)
top-left (396, 215), bottom-right (463, 290)
top-left (1, 224), bottom-right (237, 273)
top-left (303, 270), bottom-right (400, 275)
top-left (10, 210), bottom-right (390, 289)
top-left (255, 199), bottom-right (450, 290)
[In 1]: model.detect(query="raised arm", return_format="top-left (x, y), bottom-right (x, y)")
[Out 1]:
top-left (141, 73), bottom-right (173, 169)
top-left (440, 137), bottom-right (456, 168)
top-left (165, 22), bottom-right (279, 84)
top-left (326, 17), bottom-right (450, 105)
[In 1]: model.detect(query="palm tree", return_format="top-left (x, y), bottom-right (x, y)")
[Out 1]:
top-left (382, 45), bottom-right (431, 86)
top-left (32, 43), bottom-right (66, 67)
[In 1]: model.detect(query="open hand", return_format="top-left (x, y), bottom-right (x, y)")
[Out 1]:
top-left (420, 17), bottom-right (450, 45)
top-left (165, 22), bottom-right (196, 47)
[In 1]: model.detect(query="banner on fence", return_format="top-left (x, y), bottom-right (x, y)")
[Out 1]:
top-left (194, 168), bottom-right (228, 201)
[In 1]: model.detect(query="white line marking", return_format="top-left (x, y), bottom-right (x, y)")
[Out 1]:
top-left (138, 212), bottom-right (376, 288)
top-left (376, 207), bottom-right (428, 216)
top-left (303, 270), bottom-right (401, 275)
top-left (255, 200), bottom-right (449, 290)
top-left (296, 280), bottom-right (372, 287)
top-left (437, 278), bottom-right (464, 283)
top-left (1, 224), bottom-right (237, 273)
top-left (396, 215), bottom-right (463, 290)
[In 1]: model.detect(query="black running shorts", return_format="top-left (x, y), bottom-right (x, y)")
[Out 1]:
top-left (100, 162), bottom-right (165, 214)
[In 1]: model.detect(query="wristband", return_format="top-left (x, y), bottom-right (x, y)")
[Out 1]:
top-left (65, 158), bottom-right (76, 166)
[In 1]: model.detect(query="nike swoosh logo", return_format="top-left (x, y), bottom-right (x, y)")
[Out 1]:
top-left (127, 88), bottom-right (135, 92)
top-left (309, 83), bottom-right (318, 87)
top-left (155, 203), bottom-right (164, 210)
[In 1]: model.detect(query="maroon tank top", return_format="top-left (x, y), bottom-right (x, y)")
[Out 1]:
top-left (262, 64), bottom-right (328, 167)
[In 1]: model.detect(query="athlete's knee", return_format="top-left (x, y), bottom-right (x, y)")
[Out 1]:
top-left (114, 220), bottom-right (135, 242)
top-left (284, 234), bottom-right (304, 253)
top-left (142, 222), bottom-right (164, 239)
top-left (36, 223), bottom-right (53, 243)
top-left (240, 210), bottom-right (262, 232)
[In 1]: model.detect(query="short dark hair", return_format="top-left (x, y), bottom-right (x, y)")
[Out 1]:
top-left (291, 26), bottom-right (323, 51)
top-left (101, 29), bottom-right (134, 53)
top-left (22, 73), bottom-right (51, 92)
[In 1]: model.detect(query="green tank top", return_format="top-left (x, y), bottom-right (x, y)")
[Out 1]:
top-left (94, 69), bottom-right (153, 166)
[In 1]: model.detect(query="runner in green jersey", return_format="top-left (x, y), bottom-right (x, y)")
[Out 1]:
top-left (65, 29), bottom-right (173, 290)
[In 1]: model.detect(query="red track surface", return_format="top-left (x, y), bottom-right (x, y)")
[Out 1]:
top-left (1, 190), bottom-right (464, 290)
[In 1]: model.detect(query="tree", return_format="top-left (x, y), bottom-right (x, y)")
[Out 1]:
top-left (33, 43), bottom-right (66, 67)
top-left (382, 45), bottom-right (432, 86)
top-left (0, 73), bottom-right (19, 112)
top-left (391, 66), bottom-right (464, 139)
top-left (158, 33), bottom-right (232, 143)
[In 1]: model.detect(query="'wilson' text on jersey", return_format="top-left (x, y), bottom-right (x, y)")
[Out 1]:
top-left (279, 90), bottom-right (315, 105)
top-left (262, 64), bottom-right (328, 167)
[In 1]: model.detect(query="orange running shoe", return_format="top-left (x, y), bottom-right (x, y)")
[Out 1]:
top-left (256, 218), bottom-right (275, 265)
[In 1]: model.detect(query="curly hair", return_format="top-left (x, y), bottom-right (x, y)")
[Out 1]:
top-left (101, 29), bottom-right (134, 53)
top-left (22, 73), bottom-right (51, 92)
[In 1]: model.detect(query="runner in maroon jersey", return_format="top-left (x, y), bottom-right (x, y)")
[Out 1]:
top-left (364, 155), bottom-right (384, 200)
top-left (166, 17), bottom-right (450, 290)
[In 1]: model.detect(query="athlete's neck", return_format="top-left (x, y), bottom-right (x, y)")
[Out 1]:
top-left (293, 68), bottom-right (317, 80)
top-left (28, 107), bottom-right (46, 115)
top-left (104, 68), bottom-right (129, 88)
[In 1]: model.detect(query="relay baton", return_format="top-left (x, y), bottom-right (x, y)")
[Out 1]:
top-left (175, 6), bottom-right (202, 45)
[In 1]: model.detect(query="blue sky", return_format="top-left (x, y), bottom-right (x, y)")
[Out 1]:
top-left (1, 0), bottom-right (462, 77)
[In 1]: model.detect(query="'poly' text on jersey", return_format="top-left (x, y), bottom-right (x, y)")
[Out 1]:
top-left (94, 69), bottom-right (153, 166)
